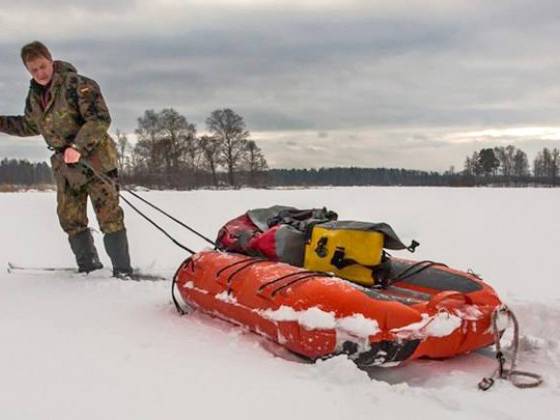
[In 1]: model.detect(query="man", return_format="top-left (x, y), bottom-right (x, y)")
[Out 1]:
top-left (0, 41), bottom-right (133, 278)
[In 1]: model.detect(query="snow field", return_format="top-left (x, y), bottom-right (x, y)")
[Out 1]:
top-left (1, 187), bottom-right (559, 419)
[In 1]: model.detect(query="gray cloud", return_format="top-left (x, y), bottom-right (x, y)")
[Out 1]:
top-left (0, 137), bottom-right (51, 162)
top-left (2, 0), bottom-right (560, 170)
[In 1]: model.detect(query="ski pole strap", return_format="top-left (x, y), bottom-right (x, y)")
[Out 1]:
top-left (478, 305), bottom-right (543, 390)
top-left (79, 162), bottom-right (196, 254)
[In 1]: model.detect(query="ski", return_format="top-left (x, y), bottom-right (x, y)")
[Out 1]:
top-left (127, 272), bottom-right (168, 282)
top-left (7, 262), bottom-right (75, 273)
top-left (7, 262), bottom-right (167, 282)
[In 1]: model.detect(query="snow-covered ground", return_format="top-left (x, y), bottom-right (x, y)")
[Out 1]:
top-left (0, 187), bottom-right (558, 419)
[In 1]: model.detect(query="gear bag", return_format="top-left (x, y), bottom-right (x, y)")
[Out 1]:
top-left (304, 221), bottom-right (419, 286)
top-left (216, 205), bottom-right (338, 266)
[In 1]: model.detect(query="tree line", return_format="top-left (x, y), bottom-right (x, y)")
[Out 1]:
top-left (0, 159), bottom-right (52, 186)
top-left (266, 167), bottom-right (450, 186)
top-left (117, 108), bottom-right (268, 188)
top-left (2, 128), bottom-right (560, 188)
top-left (462, 145), bottom-right (559, 186)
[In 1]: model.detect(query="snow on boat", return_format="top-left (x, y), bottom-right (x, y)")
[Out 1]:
top-left (173, 250), bottom-right (502, 367)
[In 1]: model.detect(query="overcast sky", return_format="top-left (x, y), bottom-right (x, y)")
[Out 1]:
top-left (1, 0), bottom-right (560, 170)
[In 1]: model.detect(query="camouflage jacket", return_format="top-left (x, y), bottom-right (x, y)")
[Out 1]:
top-left (0, 61), bottom-right (118, 187)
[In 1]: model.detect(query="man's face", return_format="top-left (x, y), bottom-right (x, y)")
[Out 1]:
top-left (25, 56), bottom-right (54, 86)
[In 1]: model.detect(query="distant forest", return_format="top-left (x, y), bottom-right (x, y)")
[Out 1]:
top-left (1, 107), bottom-right (559, 189)
top-left (266, 145), bottom-right (559, 187)
top-left (0, 159), bottom-right (52, 187)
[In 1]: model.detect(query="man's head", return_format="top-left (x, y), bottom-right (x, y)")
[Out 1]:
top-left (21, 41), bottom-right (54, 86)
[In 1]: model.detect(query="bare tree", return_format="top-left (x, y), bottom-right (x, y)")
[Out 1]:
top-left (243, 140), bottom-right (268, 186)
top-left (463, 151), bottom-right (481, 176)
top-left (552, 148), bottom-right (560, 185)
top-left (478, 148), bottom-right (500, 176)
top-left (133, 110), bottom-right (163, 184)
top-left (206, 108), bottom-right (249, 187)
top-left (115, 129), bottom-right (129, 175)
top-left (494, 145), bottom-right (516, 178)
top-left (132, 109), bottom-right (197, 187)
top-left (158, 108), bottom-right (197, 187)
top-left (533, 147), bottom-right (557, 182)
top-left (199, 135), bottom-right (223, 187)
top-left (512, 149), bottom-right (529, 177)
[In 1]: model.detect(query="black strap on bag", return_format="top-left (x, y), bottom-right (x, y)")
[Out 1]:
top-left (329, 246), bottom-right (393, 287)
top-left (330, 247), bottom-right (360, 270)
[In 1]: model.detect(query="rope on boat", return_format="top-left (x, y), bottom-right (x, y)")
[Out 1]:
top-left (478, 305), bottom-right (543, 390)
top-left (269, 272), bottom-right (332, 297)
top-left (257, 271), bottom-right (326, 293)
top-left (171, 257), bottom-right (196, 315)
top-left (215, 256), bottom-right (333, 297)
top-left (224, 259), bottom-right (270, 294)
top-left (216, 256), bottom-right (260, 277)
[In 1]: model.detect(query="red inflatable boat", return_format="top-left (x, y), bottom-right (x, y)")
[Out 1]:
top-left (173, 250), bottom-right (502, 366)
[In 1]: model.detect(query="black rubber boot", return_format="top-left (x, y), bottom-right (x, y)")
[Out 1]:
top-left (68, 230), bottom-right (104, 273)
top-left (103, 229), bottom-right (133, 278)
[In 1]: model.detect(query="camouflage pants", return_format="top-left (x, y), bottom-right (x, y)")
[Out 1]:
top-left (56, 170), bottom-right (125, 236)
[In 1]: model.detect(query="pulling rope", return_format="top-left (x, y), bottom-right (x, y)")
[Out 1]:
top-left (478, 305), bottom-right (543, 390)
top-left (115, 181), bottom-right (216, 247)
top-left (73, 162), bottom-right (206, 314)
top-left (119, 194), bottom-right (196, 254)
top-left (79, 161), bottom-right (216, 255)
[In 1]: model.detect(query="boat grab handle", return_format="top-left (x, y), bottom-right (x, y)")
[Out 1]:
top-left (428, 290), bottom-right (473, 311)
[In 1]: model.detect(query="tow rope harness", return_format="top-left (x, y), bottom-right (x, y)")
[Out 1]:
top-left (479, 305), bottom-right (543, 390)
top-left (80, 161), bottom-right (215, 255)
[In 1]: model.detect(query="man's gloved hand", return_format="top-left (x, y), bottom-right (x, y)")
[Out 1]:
top-left (64, 146), bottom-right (81, 164)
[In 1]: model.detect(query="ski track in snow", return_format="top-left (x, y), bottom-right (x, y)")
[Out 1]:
top-left (1, 188), bottom-right (559, 420)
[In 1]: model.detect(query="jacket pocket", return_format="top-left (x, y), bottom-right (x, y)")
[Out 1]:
top-left (50, 153), bottom-right (90, 190)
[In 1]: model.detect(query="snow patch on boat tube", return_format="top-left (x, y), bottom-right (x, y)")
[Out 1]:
top-left (392, 311), bottom-right (462, 339)
top-left (262, 306), bottom-right (336, 330)
top-left (260, 306), bottom-right (380, 337)
top-left (337, 314), bottom-right (380, 337)
top-left (181, 281), bottom-right (211, 295)
top-left (215, 291), bottom-right (238, 304)
top-left (454, 305), bottom-right (484, 321)
top-left (299, 307), bottom-right (337, 329)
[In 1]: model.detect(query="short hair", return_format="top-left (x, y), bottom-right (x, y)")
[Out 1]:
top-left (21, 41), bottom-right (52, 64)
